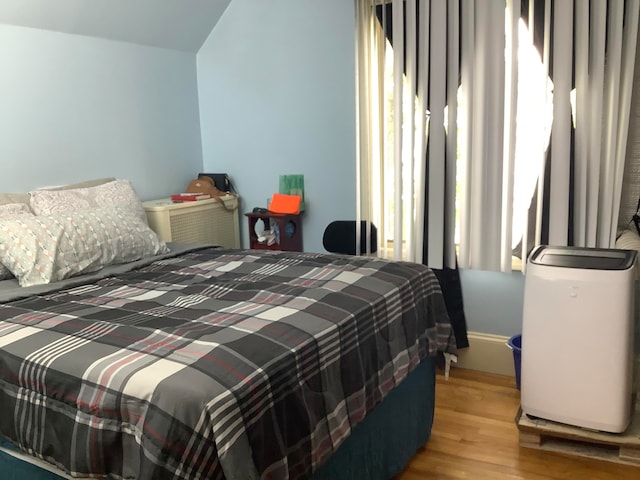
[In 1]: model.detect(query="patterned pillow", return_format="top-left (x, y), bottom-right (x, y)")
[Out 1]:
top-left (0, 178), bottom-right (115, 210)
top-left (0, 203), bottom-right (32, 217)
top-left (29, 179), bottom-right (147, 222)
top-left (0, 206), bottom-right (168, 287)
top-left (0, 203), bottom-right (34, 280)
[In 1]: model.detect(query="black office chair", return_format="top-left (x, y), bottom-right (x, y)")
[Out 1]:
top-left (322, 220), bottom-right (378, 255)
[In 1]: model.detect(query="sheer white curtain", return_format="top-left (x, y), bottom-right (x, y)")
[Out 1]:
top-left (355, 0), bottom-right (640, 271)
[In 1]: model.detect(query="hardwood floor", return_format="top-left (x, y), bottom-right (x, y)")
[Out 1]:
top-left (395, 368), bottom-right (640, 480)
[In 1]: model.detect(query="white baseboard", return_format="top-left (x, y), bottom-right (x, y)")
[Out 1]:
top-left (454, 331), bottom-right (517, 377)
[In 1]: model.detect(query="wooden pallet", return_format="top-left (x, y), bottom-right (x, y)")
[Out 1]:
top-left (516, 407), bottom-right (640, 466)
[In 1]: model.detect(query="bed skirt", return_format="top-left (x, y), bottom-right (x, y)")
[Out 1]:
top-left (312, 356), bottom-right (436, 480)
top-left (0, 357), bottom-right (436, 480)
top-left (0, 438), bottom-right (68, 480)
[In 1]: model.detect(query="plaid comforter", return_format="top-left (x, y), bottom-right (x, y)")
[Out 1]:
top-left (0, 247), bottom-right (455, 480)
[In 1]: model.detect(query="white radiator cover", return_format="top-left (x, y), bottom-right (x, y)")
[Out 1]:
top-left (143, 196), bottom-right (240, 248)
top-left (521, 245), bottom-right (637, 433)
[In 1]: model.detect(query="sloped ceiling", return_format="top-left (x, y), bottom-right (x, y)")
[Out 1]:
top-left (0, 0), bottom-right (231, 52)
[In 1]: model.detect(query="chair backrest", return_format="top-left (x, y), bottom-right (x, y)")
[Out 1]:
top-left (322, 220), bottom-right (378, 255)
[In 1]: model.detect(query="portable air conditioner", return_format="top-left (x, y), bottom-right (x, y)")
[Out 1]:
top-left (521, 245), bottom-right (637, 433)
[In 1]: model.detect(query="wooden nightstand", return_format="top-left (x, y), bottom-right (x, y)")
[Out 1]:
top-left (245, 212), bottom-right (302, 252)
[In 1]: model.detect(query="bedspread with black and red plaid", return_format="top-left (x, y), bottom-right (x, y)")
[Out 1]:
top-left (0, 247), bottom-right (455, 479)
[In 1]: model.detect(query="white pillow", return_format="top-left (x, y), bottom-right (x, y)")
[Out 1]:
top-left (29, 179), bottom-right (147, 222)
top-left (0, 203), bottom-right (32, 217)
top-left (0, 206), bottom-right (168, 287)
top-left (0, 203), bottom-right (33, 280)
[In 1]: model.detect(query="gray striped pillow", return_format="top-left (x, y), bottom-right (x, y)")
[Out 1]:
top-left (0, 206), bottom-right (167, 287)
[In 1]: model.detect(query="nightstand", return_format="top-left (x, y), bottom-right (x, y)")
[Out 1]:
top-left (245, 212), bottom-right (302, 252)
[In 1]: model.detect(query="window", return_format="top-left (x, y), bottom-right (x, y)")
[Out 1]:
top-left (374, 11), bottom-right (553, 261)
top-left (356, 0), bottom-right (637, 270)
top-left (457, 18), bottom-right (553, 254)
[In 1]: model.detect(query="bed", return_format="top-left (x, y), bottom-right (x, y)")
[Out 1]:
top-left (0, 179), bottom-right (456, 480)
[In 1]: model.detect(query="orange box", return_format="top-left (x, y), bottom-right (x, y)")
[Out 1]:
top-left (268, 193), bottom-right (302, 214)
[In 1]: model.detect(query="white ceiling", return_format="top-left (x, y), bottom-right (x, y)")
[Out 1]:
top-left (0, 0), bottom-right (232, 52)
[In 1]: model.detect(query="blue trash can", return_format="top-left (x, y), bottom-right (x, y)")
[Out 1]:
top-left (507, 334), bottom-right (522, 390)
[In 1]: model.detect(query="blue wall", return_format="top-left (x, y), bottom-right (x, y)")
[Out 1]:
top-left (0, 24), bottom-right (203, 200)
top-left (197, 0), bottom-right (356, 253)
top-left (460, 269), bottom-right (525, 336)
